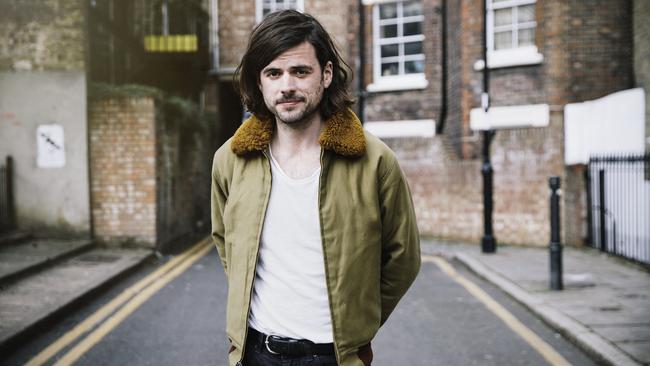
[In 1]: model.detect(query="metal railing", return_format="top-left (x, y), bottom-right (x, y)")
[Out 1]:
top-left (0, 156), bottom-right (15, 232)
top-left (587, 154), bottom-right (650, 265)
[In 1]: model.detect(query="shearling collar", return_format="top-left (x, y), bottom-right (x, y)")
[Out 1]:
top-left (230, 108), bottom-right (366, 157)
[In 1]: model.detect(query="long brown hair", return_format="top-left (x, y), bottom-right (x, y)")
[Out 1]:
top-left (235, 10), bottom-right (354, 121)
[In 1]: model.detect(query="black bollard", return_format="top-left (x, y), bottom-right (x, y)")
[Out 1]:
top-left (549, 177), bottom-right (563, 290)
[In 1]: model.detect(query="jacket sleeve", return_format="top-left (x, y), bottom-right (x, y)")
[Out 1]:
top-left (378, 157), bottom-right (421, 325)
top-left (211, 150), bottom-right (229, 276)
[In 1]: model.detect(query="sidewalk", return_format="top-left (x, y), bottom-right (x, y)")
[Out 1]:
top-left (0, 234), bottom-right (153, 355)
top-left (421, 239), bottom-right (650, 366)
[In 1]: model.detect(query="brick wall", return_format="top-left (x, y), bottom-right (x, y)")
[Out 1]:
top-left (567, 1), bottom-right (633, 103)
top-left (89, 98), bottom-right (157, 246)
top-left (218, 0), bottom-right (353, 70)
top-left (387, 111), bottom-right (564, 246)
top-left (0, 0), bottom-right (86, 71)
top-left (89, 94), bottom-right (213, 251)
top-left (218, 1), bottom-right (256, 69)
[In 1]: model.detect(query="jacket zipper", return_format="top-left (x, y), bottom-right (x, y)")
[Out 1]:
top-left (237, 149), bottom-right (273, 365)
top-left (318, 148), bottom-right (341, 364)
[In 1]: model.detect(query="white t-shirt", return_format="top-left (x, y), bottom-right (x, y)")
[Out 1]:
top-left (248, 149), bottom-right (334, 343)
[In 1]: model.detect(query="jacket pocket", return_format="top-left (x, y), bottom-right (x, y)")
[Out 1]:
top-left (357, 342), bottom-right (373, 366)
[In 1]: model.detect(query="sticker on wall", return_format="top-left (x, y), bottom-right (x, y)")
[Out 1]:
top-left (36, 124), bottom-right (66, 168)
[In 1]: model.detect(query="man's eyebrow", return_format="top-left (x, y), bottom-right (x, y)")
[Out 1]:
top-left (289, 65), bottom-right (314, 72)
top-left (262, 67), bottom-right (281, 74)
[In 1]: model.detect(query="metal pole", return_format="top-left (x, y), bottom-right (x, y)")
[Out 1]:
top-left (598, 169), bottom-right (606, 252)
top-left (480, 0), bottom-right (496, 253)
top-left (549, 177), bottom-right (563, 290)
top-left (481, 131), bottom-right (496, 253)
top-left (357, 0), bottom-right (366, 123)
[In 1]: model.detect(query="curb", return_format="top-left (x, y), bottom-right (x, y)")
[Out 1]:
top-left (0, 250), bottom-right (155, 357)
top-left (453, 252), bottom-right (641, 366)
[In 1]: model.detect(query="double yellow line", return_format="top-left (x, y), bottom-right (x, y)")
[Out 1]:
top-left (25, 238), bottom-right (213, 366)
top-left (425, 256), bottom-right (571, 366)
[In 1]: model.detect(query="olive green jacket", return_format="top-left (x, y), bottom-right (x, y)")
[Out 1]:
top-left (211, 109), bottom-right (420, 366)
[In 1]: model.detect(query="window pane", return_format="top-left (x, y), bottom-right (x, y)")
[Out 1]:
top-left (494, 31), bottom-right (512, 50)
top-left (494, 8), bottom-right (512, 27)
top-left (403, 1), bottom-right (423, 17)
top-left (379, 3), bottom-right (397, 19)
top-left (381, 44), bottom-right (399, 58)
top-left (404, 41), bottom-right (422, 55)
top-left (518, 28), bottom-right (534, 46)
top-left (381, 24), bottom-right (398, 38)
top-left (518, 4), bottom-right (535, 23)
top-left (403, 21), bottom-right (422, 36)
top-left (276, 0), bottom-right (284, 5)
top-left (381, 62), bottom-right (399, 76)
top-left (405, 60), bottom-right (424, 74)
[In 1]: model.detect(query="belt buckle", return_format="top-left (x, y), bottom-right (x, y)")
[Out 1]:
top-left (264, 334), bottom-right (280, 355)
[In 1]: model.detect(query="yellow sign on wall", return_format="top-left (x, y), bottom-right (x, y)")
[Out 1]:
top-left (144, 35), bottom-right (198, 52)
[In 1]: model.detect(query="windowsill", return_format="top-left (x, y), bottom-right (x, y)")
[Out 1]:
top-left (364, 119), bottom-right (436, 138)
top-left (362, 0), bottom-right (401, 4)
top-left (474, 47), bottom-right (544, 70)
top-left (366, 75), bottom-right (428, 93)
top-left (470, 103), bottom-right (550, 131)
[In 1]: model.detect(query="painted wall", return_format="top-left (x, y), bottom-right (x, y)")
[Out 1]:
top-left (0, 71), bottom-right (90, 236)
top-left (634, 0), bottom-right (650, 152)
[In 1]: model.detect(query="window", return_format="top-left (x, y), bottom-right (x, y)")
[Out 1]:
top-left (486, 0), bottom-right (543, 68)
top-left (256, 0), bottom-right (304, 23)
top-left (368, 0), bottom-right (427, 92)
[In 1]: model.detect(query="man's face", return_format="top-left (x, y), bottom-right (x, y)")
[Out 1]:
top-left (259, 42), bottom-right (333, 125)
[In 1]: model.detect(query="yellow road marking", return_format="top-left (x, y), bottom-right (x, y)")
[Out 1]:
top-left (25, 238), bottom-right (212, 366)
top-left (424, 255), bottom-right (571, 366)
top-left (52, 241), bottom-right (213, 366)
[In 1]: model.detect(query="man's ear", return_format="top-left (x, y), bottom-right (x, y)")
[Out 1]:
top-left (323, 61), bottom-right (333, 89)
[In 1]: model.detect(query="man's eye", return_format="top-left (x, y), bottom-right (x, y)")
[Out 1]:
top-left (295, 70), bottom-right (308, 76)
top-left (266, 71), bottom-right (280, 78)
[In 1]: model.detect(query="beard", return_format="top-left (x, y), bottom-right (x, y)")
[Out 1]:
top-left (274, 100), bottom-right (319, 126)
top-left (267, 87), bottom-right (325, 127)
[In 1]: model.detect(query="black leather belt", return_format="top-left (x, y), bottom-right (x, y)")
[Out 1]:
top-left (247, 327), bottom-right (335, 357)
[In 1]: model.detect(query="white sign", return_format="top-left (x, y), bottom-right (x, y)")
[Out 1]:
top-left (564, 88), bottom-right (645, 165)
top-left (37, 124), bottom-right (66, 168)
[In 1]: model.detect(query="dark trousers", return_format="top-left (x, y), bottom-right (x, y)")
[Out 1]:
top-left (241, 335), bottom-right (338, 366)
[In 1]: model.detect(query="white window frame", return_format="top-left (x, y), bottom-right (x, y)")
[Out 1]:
top-left (367, 0), bottom-right (428, 93)
top-left (484, 0), bottom-right (543, 69)
top-left (256, 0), bottom-right (304, 23)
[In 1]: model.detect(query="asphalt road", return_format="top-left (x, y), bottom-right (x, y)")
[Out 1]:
top-left (5, 246), bottom-right (598, 366)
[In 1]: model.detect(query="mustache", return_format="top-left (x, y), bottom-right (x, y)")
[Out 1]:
top-left (276, 95), bottom-right (305, 104)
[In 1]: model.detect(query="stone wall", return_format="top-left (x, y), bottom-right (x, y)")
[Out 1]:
top-left (0, 0), bottom-right (86, 71)
top-left (0, 0), bottom-right (89, 236)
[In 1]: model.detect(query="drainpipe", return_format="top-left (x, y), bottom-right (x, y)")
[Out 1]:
top-left (209, 0), bottom-right (220, 73)
top-left (162, 0), bottom-right (169, 35)
top-left (357, 0), bottom-right (366, 123)
top-left (436, 0), bottom-right (448, 134)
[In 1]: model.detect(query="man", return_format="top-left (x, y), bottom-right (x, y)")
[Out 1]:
top-left (211, 10), bottom-right (420, 366)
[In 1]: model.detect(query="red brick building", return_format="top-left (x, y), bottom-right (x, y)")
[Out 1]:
top-left (212, 0), bottom-right (644, 246)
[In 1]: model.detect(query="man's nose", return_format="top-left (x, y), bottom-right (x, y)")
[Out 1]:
top-left (279, 73), bottom-right (297, 93)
